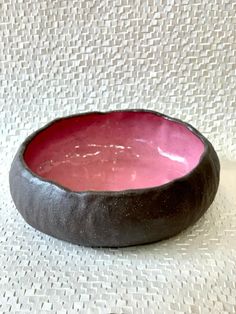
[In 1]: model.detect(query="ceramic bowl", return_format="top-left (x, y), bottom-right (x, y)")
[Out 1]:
top-left (9, 110), bottom-right (220, 247)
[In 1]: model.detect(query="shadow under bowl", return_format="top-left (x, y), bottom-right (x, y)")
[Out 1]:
top-left (9, 110), bottom-right (220, 247)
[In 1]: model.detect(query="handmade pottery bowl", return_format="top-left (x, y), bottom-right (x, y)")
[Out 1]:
top-left (9, 110), bottom-right (220, 247)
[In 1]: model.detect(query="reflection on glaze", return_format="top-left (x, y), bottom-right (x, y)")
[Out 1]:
top-left (24, 112), bottom-right (204, 191)
top-left (157, 147), bottom-right (187, 164)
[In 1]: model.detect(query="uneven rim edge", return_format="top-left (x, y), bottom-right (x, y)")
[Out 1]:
top-left (14, 109), bottom-right (213, 195)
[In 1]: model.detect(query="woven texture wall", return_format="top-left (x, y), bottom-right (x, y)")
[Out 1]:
top-left (1, 1), bottom-right (236, 313)
top-left (1, 0), bottom-right (236, 163)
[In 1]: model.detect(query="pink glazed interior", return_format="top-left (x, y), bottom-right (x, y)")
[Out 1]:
top-left (24, 111), bottom-right (204, 191)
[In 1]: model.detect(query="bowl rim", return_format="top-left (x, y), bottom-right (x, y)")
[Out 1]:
top-left (18, 109), bottom-right (209, 195)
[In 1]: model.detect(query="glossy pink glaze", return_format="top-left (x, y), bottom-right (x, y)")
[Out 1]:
top-left (24, 112), bottom-right (204, 191)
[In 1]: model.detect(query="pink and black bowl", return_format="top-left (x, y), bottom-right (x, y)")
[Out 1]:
top-left (9, 110), bottom-right (220, 247)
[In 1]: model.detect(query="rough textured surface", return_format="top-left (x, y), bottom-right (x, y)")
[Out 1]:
top-left (0, 0), bottom-right (236, 163)
top-left (9, 110), bottom-right (220, 247)
top-left (1, 158), bottom-right (236, 313)
top-left (0, 0), bottom-right (236, 312)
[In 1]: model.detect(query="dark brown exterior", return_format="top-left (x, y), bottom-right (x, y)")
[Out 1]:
top-left (9, 110), bottom-right (220, 247)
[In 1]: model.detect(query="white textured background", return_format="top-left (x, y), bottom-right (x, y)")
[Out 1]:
top-left (0, 0), bottom-right (236, 313)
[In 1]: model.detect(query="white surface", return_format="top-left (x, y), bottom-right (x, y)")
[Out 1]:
top-left (0, 0), bottom-right (236, 161)
top-left (1, 0), bottom-right (236, 312)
